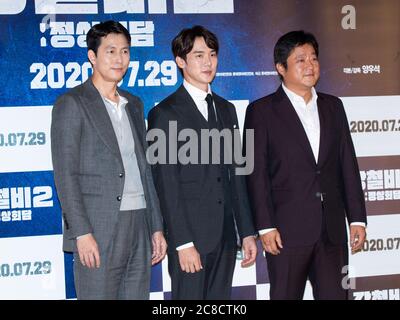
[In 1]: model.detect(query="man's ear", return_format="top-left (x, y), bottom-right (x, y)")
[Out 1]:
top-left (275, 63), bottom-right (286, 78)
top-left (175, 56), bottom-right (186, 69)
top-left (88, 49), bottom-right (97, 66)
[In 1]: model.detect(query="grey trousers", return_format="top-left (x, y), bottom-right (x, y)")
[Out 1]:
top-left (73, 209), bottom-right (151, 300)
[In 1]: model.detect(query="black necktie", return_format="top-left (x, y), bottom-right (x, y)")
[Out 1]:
top-left (205, 94), bottom-right (217, 128)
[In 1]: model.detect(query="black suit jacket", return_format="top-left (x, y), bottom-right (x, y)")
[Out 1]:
top-left (148, 85), bottom-right (255, 254)
top-left (244, 86), bottom-right (367, 246)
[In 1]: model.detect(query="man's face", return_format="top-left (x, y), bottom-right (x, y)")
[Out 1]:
top-left (176, 36), bottom-right (218, 92)
top-left (277, 43), bottom-right (320, 93)
top-left (88, 33), bottom-right (130, 84)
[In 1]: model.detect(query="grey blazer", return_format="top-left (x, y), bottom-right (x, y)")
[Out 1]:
top-left (51, 78), bottom-right (163, 252)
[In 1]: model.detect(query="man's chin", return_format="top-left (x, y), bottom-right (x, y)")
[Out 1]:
top-left (112, 70), bottom-right (128, 79)
top-left (304, 80), bottom-right (318, 88)
top-left (107, 76), bottom-right (125, 83)
top-left (203, 76), bottom-right (216, 84)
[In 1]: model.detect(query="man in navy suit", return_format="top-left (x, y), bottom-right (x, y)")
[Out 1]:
top-left (148, 25), bottom-right (257, 299)
top-left (244, 30), bottom-right (367, 300)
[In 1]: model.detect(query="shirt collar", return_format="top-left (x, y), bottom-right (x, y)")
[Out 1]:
top-left (282, 83), bottom-right (318, 106)
top-left (103, 91), bottom-right (128, 109)
top-left (183, 79), bottom-right (212, 102)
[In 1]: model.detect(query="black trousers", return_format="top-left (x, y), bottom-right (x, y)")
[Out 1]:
top-left (168, 238), bottom-right (237, 300)
top-left (266, 203), bottom-right (349, 300)
top-left (168, 202), bottom-right (237, 300)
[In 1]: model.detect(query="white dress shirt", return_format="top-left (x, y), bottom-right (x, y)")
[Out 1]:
top-left (282, 83), bottom-right (320, 162)
top-left (259, 84), bottom-right (365, 236)
top-left (183, 79), bottom-right (217, 120)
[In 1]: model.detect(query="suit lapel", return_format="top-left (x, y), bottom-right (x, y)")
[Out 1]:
top-left (274, 86), bottom-right (317, 166)
top-left (80, 79), bottom-right (122, 159)
top-left (124, 98), bottom-right (146, 164)
top-left (213, 94), bottom-right (232, 130)
top-left (316, 95), bottom-right (330, 167)
top-left (174, 85), bottom-right (208, 131)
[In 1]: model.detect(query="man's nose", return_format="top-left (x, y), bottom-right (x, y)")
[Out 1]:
top-left (305, 58), bottom-right (313, 68)
top-left (204, 55), bottom-right (212, 66)
top-left (115, 52), bottom-right (123, 63)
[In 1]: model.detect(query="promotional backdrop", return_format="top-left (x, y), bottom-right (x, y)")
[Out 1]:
top-left (0, 0), bottom-right (399, 300)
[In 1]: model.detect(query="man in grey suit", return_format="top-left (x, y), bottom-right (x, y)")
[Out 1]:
top-left (51, 20), bottom-right (166, 299)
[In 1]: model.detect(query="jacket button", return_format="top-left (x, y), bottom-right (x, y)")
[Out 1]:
top-left (117, 196), bottom-right (122, 201)
top-left (217, 199), bottom-right (222, 204)
top-left (316, 170), bottom-right (321, 175)
top-left (217, 177), bottom-right (221, 182)
top-left (315, 192), bottom-right (321, 198)
top-left (119, 173), bottom-right (124, 178)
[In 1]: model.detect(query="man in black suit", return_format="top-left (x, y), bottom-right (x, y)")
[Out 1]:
top-left (147, 25), bottom-right (257, 300)
top-left (244, 30), bottom-right (367, 300)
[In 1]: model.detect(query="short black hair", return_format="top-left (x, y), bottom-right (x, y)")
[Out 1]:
top-left (172, 25), bottom-right (219, 75)
top-left (274, 30), bottom-right (319, 80)
top-left (86, 20), bottom-right (131, 55)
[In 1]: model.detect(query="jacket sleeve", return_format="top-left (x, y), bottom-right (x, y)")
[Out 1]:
top-left (244, 102), bottom-right (277, 231)
top-left (51, 94), bottom-right (93, 239)
top-left (337, 98), bottom-right (367, 224)
top-left (227, 104), bottom-right (256, 239)
top-left (135, 97), bottom-right (164, 234)
top-left (147, 107), bottom-right (194, 248)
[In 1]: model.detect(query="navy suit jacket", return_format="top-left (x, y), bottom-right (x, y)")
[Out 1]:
top-left (148, 85), bottom-right (255, 254)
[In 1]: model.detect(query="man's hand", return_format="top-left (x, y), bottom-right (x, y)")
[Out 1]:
top-left (260, 230), bottom-right (283, 255)
top-left (76, 233), bottom-right (100, 268)
top-left (241, 235), bottom-right (257, 267)
top-left (178, 246), bottom-right (202, 273)
top-left (151, 231), bottom-right (167, 265)
top-left (350, 225), bottom-right (366, 254)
